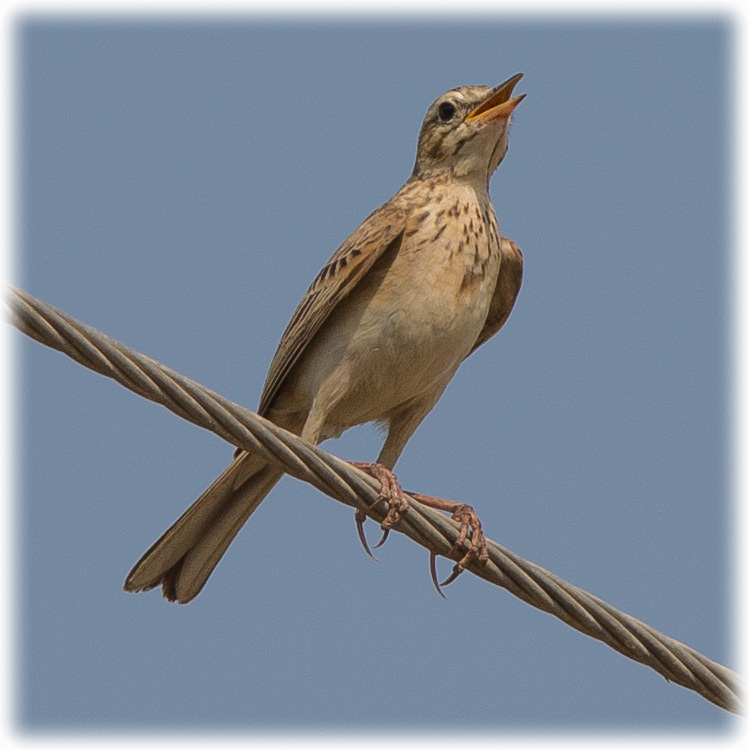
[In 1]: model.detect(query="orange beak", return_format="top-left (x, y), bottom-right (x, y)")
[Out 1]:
top-left (466, 73), bottom-right (526, 123)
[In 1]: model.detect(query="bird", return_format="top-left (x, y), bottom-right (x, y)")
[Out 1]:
top-left (124, 74), bottom-right (526, 603)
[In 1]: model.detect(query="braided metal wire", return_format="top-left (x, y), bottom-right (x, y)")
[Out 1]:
top-left (5, 283), bottom-right (743, 714)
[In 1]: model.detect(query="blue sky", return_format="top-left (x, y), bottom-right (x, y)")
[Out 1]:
top-left (7, 10), bottom-right (740, 737)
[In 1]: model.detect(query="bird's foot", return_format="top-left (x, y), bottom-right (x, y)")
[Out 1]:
top-left (350, 461), bottom-right (410, 559)
top-left (408, 493), bottom-right (489, 596)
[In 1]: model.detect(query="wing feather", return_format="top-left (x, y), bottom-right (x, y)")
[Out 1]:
top-left (467, 236), bottom-right (523, 356)
top-left (258, 203), bottom-right (406, 416)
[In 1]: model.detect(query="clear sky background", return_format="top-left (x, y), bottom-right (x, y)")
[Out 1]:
top-left (8, 9), bottom-right (737, 736)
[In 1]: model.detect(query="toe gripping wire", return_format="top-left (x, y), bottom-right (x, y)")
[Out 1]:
top-left (4, 283), bottom-right (743, 715)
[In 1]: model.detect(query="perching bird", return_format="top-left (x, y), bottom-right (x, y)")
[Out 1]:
top-left (124, 74), bottom-right (526, 603)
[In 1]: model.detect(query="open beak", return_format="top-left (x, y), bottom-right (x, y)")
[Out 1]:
top-left (466, 73), bottom-right (526, 123)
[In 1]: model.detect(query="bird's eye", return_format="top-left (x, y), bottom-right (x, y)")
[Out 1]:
top-left (438, 101), bottom-right (456, 122)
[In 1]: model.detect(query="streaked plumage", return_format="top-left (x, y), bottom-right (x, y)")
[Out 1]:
top-left (125, 74), bottom-right (525, 603)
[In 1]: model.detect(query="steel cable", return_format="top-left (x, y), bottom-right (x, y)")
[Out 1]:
top-left (5, 283), bottom-right (742, 714)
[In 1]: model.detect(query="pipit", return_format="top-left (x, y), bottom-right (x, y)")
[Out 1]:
top-left (125, 74), bottom-right (526, 603)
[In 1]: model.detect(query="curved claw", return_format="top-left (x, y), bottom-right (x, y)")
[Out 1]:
top-left (439, 562), bottom-right (465, 588)
top-left (373, 527), bottom-right (390, 549)
top-left (354, 509), bottom-right (378, 562)
top-left (429, 552), bottom-right (447, 599)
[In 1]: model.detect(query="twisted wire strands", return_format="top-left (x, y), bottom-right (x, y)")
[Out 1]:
top-left (5, 283), bottom-right (742, 714)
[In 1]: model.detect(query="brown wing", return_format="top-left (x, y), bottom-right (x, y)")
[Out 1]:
top-left (467, 236), bottom-right (523, 357)
top-left (257, 203), bottom-right (406, 416)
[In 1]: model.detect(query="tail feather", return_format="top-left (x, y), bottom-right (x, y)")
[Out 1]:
top-left (171, 466), bottom-right (282, 602)
top-left (124, 452), bottom-right (282, 603)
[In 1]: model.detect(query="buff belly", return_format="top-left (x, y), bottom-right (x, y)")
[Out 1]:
top-left (280, 237), bottom-right (501, 440)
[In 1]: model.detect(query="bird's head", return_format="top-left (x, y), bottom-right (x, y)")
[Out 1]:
top-left (413, 73), bottom-right (525, 184)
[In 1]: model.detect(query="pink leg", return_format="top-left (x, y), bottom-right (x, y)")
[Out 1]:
top-left (408, 492), bottom-right (489, 594)
top-left (349, 461), bottom-right (410, 557)
top-left (348, 459), bottom-right (489, 595)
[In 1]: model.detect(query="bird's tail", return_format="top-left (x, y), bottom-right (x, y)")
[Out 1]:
top-left (124, 452), bottom-right (283, 603)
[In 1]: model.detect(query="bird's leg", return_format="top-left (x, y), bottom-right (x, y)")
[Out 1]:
top-left (347, 459), bottom-right (488, 593)
top-left (407, 492), bottom-right (489, 591)
top-left (349, 461), bottom-right (410, 555)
